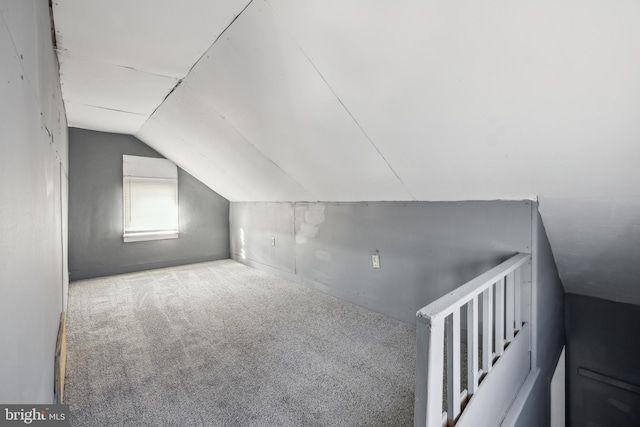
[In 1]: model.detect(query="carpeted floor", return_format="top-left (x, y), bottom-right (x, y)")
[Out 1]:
top-left (65, 260), bottom-right (417, 426)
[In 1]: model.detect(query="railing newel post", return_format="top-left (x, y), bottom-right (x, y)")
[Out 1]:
top-left (415, 315), bottom-right (445, 427)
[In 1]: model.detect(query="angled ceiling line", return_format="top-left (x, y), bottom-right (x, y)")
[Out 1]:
top-left (63, 102), bottom-right (148, 116)
top-left (183, 0), bottom-right (256, 79)
top-left (263, 0), bottom-right (416, 201)
top-left (179, 81), bottom-right (315, 201)
top-left (136, 113), bottom-right (246, 202)
top-left (141, 0), bottom-right (255, 136)
top-left (54, 47), bottom-right (181, 80)
top-left (140, 80), bottom-right (184, 130)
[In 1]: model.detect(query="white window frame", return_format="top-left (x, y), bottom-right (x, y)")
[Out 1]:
top-left (122, 155), bottom-right (179, 243)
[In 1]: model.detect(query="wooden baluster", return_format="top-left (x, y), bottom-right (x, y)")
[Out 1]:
top-left (514, 267), bottom-right (522, 331)
top-left (467, 296), bottom-right (479, 395)
top-left (447, 310), bottom-right (461, 425)
top-left (505, 271), bottom-right (515, 343)
top-left (482, 286), bottom-right (493, 374)
top-left (495, 278), bottom-right (505, 357)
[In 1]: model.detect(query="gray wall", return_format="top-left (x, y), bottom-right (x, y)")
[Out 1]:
top-left (514, 210), bottom-right (565, 427)
top-left (230, 201), bottom-right (532, 323)
top-left (0, 1), bottom-right (68, 403)
top-left (69, 128), bottom-right (229, 280)
top-left (539, 196), bottom-right (640, 306)
top-left (566, 294), bottom-right (640, 427)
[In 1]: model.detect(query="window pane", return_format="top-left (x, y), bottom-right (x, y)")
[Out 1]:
top-left (124, 178), bottom-right (178, 233)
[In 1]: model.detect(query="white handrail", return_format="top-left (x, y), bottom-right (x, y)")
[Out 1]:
top-left (414, 253), bottom-right (531, 427)
top-left (417, 253), bottom-right (530, 323)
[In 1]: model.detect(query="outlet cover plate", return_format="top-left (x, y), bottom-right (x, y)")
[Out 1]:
top-left (372, 254), bottom-right (380, 269)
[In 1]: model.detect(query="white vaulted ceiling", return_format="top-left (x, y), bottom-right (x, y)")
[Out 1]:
top-left (53, 1), bottom-right (640, 304)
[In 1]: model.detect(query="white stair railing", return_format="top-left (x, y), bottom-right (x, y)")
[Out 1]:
top-left (414, 253), bottom-right (531, 427)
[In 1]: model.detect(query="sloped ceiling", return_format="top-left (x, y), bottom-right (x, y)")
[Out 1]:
top-left (53, 0), bottom-right (251, 134)
top-left (53, 1), bottom-right (640, 304)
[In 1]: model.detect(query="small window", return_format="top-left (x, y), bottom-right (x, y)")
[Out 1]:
top-left (123, 155), bottom-right (179, 242)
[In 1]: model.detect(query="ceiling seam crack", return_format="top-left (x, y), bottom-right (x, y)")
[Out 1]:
top-left (139, 0), bottom-right (255, 137)
top-left (137, 0), bottom-right (313, 200)
top-left (263, 0), bottom-right (416, 201)
top-left (55, 48), bottom-right (180, 80)
top-left (65, 102), bottom-right (147, 116)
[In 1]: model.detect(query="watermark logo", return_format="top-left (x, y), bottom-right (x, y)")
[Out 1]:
top-left (0, 406), bottom-right (69, 427)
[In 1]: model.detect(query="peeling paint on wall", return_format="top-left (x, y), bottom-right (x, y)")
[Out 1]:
top-left (231, 201), bottom-right (532, 323)
top-left (296, 203), bottom-right (325, 244)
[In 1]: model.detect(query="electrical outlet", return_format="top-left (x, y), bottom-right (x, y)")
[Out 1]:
top-left (270, 236), bottom-right (276, 247)
top-left (372, 254), bottom-right (380, 269)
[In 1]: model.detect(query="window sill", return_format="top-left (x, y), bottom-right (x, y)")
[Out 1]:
top-left (123, 231), bottom-right (179, 243)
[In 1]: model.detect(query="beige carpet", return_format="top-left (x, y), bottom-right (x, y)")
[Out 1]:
top-left (65, 260), bottom-right (417, 426)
